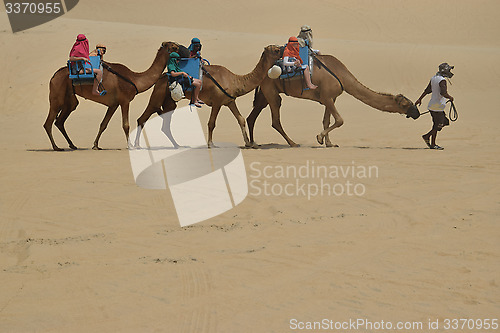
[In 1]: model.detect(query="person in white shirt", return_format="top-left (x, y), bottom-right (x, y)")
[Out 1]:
top-left (415, 63), bottom-right (455, 150)
top-left (297, 25), bottom-right (320, 54)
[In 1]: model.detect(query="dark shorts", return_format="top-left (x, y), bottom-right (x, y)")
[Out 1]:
top-left (430, 111), bottom-right (449, 131)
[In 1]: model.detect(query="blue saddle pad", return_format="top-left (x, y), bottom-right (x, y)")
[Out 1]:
top-left (279, 46), bottom-right (310, 79)
top-left (178, 57), bottom-right (201, 80)
top-left (168, 57), bottom-right (202, 92)
top-left (68, 56), bottom-right (101, 81)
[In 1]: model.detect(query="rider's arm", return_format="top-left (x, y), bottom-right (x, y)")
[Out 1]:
top-left (170, 71), bottom-right (188, 78)
top-left (69, 56), bottom-right (89, 62)
top-left (282, 56), bottom-right (297, 67)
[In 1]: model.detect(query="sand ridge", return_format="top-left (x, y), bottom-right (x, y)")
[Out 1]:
top-left (0, 1), bottom-right (499, 331)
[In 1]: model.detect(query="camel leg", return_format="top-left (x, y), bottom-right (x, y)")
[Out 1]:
top-left (43, 103), bottom-right (64, 151)
top-left (54, 106), bottom-right (78, 150)
top-left (134, 105), bottom-right (161, 148)
top-left (321, 109), bottom-right (333, 147)
top-left (226, 101), bottom-right (250, 147)
top-left (246, 88), bottom-right (269, 148)
top-left (207, 104), bottom-right (222, 148)
top-left (92, 104), bottom-right (119, 150)
top-left (267, 93), bottom-right (298, 147)
top-left (159, 111), bottom-right (180, 148)
top-left (316, 99), bottom-right (343, 146)
top-left (120, 103), bottom-right (131, 149)
top-left (321, 105), bottom-right (339, 148)
top-left (133, 80), bottom-right (176, 148)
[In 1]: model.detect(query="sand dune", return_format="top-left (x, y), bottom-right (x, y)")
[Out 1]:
top-left (0, 1), bottom-right (499, 331)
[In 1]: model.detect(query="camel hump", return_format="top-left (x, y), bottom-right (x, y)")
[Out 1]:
top-left (279, 45), bottom-right (285, 58)
top-left (178, 45), bottom-right (190, 58)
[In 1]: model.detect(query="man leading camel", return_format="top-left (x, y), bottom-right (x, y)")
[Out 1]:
top-left (415, 63), bottom-right (455, 150)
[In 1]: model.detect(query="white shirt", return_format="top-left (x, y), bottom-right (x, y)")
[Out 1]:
top-left (428, 75), bottom-right (447, 111)
top-left (282, 56), bottom-right (297, 67)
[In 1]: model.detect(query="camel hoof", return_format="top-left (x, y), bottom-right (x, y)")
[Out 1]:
top-left (92, 146), bottom-right (102, 151)
top-left (53, 147), bottom-right (64, 152)
top-left (69, 145), bottom-right (78, 150)
top-left (316, 134), bottom-right (324, 145)
top-left (246, 142), bottom-right (260, 149)
top-left (129, 142), bottom-right (142, 150)
top-left (290, 143), bottom-right (300, 148)
top-left (326, 143), bottom-right (339, 148)
top-left (207, 143), bottom-right (218, 149)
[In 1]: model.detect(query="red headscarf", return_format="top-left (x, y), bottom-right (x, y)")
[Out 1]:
top-left (283, 36), bottom-right (302, 64)
top-left (69, 34), bottom-right (90, 59)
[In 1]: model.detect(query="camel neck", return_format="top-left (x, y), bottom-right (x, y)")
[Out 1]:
top-left (346, 80), bottom-right (405, 113)
top-left (234, 53), bottom-right (269, 96)
top-left (132, 49), bottom-right (169, 93)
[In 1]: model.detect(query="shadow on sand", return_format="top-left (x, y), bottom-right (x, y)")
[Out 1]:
top-left (27, 148), bottom-right (125, 152)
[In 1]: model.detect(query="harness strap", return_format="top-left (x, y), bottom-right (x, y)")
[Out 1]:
top-left (448, 100), bottom-right (458, 121)
top-left (282, 77), bottom-right (287, 95)
top-left (102, 62), bottom-right (139, 95)
top-left (202, 66), bottom-right (236, 100)
top-left (310, 52), bottom-right (344, 92)
top-left (419, 100), bottom-right (458, 122)
top-left (280, 67), bottom-right (305, 95)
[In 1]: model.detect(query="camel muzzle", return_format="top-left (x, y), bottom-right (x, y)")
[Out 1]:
top-left (406, 105), bottom-right (420, 119)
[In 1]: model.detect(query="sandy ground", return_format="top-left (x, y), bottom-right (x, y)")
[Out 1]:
top-left (1, 1), bottom-right (499, 332)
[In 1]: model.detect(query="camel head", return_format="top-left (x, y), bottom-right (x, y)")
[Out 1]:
top-left (263, 45), bottom-right (284, 66)
top-left (395, 94), bottom-right (420, 119)
top-left (160, 41), bottom-right (180, 55)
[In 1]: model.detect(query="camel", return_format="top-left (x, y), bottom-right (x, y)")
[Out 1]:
top-left (134, 45), bottom-right (283, 148)
top-left (44, 41), bottom-right (179, 151)
top-left (246, 53), bottom-right (420, 148)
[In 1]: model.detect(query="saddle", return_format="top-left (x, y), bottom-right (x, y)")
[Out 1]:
top-left (67, 56), bottom-right (102, 84)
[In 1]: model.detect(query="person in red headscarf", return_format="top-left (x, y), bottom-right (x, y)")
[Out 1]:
top-left (69, 34), bottom-right (106, 96)
top-left (282, 36), bottom-right (317, 90)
